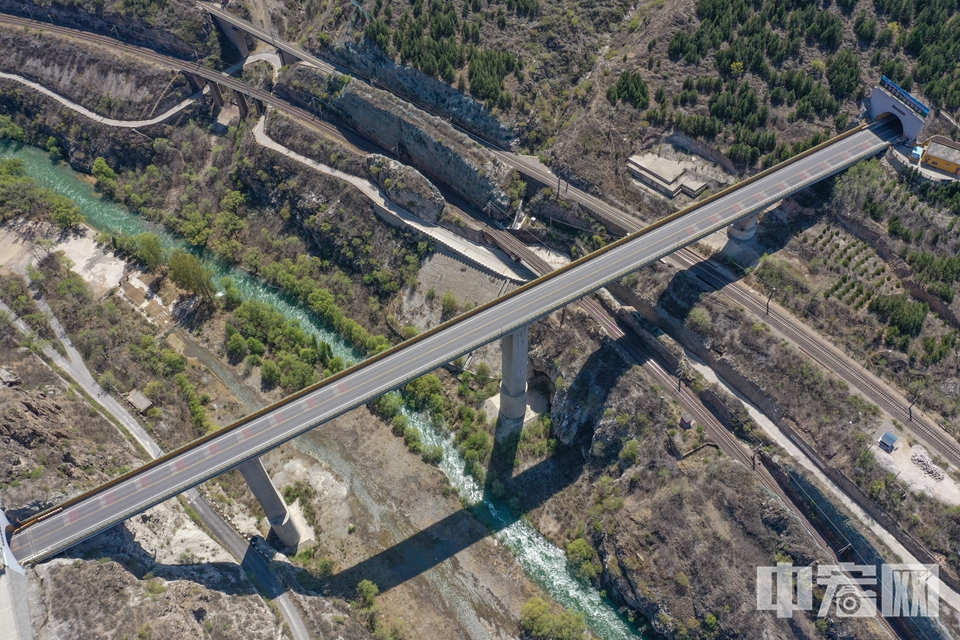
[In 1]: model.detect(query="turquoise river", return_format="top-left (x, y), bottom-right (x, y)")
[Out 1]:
top-left (0, 140), bottom-right (648, 639)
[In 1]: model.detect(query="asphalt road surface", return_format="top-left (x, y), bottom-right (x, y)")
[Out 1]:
top-left (9, 120), bottom-right (899, 564)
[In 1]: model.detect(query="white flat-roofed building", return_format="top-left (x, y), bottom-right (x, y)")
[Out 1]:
top-left (627, 154), bottom-right (707, 198)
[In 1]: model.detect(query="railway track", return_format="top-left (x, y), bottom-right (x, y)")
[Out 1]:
top-left (669, 249), bottom-right (960, 468)
top-left (7, 8), bottom-right (956, 473)
top-left (578, 295), bottom-right (906, 639)
top-left (576, 296), bottom-right (835, 551)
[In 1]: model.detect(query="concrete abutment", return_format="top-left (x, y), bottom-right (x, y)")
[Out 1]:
top-left (237, 458), bottom-right (301, 548)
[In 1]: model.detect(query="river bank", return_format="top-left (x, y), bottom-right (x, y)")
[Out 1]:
top-left (0, 141), bottom-right (651, 638)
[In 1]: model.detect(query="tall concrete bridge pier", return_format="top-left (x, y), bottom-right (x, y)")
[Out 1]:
top-left (497, 325), bottom-right (529, 438)
top-left (211, 14), bottom-right (250, 57)
top-left (237, 458), bottom-right (301, 548)
top-left (727, 212), bottom-right (760, 240)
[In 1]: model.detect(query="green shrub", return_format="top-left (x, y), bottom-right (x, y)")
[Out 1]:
top-left (261, 358), bottom-right (281, 386)
top-left (227, 331), bottom-right (249, 359)
top-left (519, 598), bottom-right (588, 640)
top-left (356, 580), bottom-right (379, 608)
top-left (606, 71), bottom-right (649, 109)
top-left (619, 439), bottom-right (640, 466)
top-left (869, 295), bottom-right (928, 337)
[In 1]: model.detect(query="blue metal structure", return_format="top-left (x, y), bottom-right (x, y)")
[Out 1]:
top-left (881, 76), bottom-right (931, 119)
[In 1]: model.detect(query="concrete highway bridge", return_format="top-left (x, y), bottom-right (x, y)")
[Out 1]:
top-left (0, 8), bottom-right (925, 569)
top-left (4, 115), bottom-right (902, 567)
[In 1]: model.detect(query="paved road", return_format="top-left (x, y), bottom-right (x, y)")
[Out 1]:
top-left (0, 72), bottom-right (197, 129)
top-left (182, 488), bottom-right (311, 640)
top-left (252, 115), bottom-right (533, 282)
top-left (9, 119), bottom-right (898, 564)
top-left (0, 298), bottom-right (311, 640)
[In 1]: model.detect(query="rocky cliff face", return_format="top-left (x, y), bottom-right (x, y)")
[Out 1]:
top-left (316, 38), bottom-right (516, 148)
top-left (0, 0), bottom-right (216, 59)
top-left (0, 25), bottom-right (195, 120)
top-left (275, 66), bottom-right (513, 216)
top-left (367, 154), bottom-right (445, 223)
top-left (519, 310), bottom-right (882, 639)
top-left (528, 307), bottom-right (629, 445)
top-left (0, 347), bottom-right (143, 521)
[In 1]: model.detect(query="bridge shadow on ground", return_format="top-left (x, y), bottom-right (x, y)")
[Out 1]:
top-left (662, 194), bottom-right (828, 325)
top-left (324, 339), bottom-right (631, 598)
top-left (323, 445), bottom-right (588, 598)
top-left (59, 522), bottom-right (267, 598)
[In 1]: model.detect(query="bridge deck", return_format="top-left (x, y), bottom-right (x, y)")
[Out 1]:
top-left (8, 118), bottom-right (898, 566)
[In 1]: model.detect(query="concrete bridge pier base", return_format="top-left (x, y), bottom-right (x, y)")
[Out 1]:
top-left (212, 16), bottom-right (250, 57)
top-left (278, 48), bottom-right (299, 67)
top-left (497, 324), bottom-right (529, 440)
top-left (237, 458), bottom-right (300, 548)
top-left (184, 72), bottom-right (206, 93)
top-left (208, 81), bottom-right (225, 108)
top-left (727, 213), bottom-right (759, 240)
top-left (235, 92), bottom-right (250, 119)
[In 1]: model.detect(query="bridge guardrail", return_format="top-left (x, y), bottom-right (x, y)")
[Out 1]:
top-left (10, 75), bottom-right (884, 537)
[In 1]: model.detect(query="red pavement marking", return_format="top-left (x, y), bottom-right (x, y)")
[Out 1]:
top-left (243, 426), bottom-right (254, 440)
top-left (776, 182), bottom-right (787, 190)
top-left (68, 509), bottom-right (80, 524)
top-left (685, 225), bottom-right (696, 236)
top-left (733, 203), bottom-right (744, 213)
top-left (208, 442), bottom-right (220, 456)
top-left (175, 459), bottom-right (187, 472)
top-left (274, 410), bottom-right (284, 424)
top-left (797, 171), bottom-right (810, 180)
top-left (754, 194), bottom-right (764, 202)
top-left (304, 396), bottom-right (319, 409)
top-left (818, 162), bottom-right (830, 171)
top-left (709, 214), bottom-right (721, 224)
top-left (840, 151), bottom-right (851, 160)
top-left (337, 381), bottom-right (349, 394)
top-left (140, 475), bottom-right (152, 489)
top-left (104, 493), bottom-right (116, 506)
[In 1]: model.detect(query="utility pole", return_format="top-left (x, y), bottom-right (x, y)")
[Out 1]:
top-left (766, 287), bottom-right (777, 315)
top-left (908, 395), bottom-right (918, 421)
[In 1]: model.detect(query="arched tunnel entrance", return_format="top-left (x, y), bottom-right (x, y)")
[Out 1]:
top-left (869, 85), bottom-right (926, 141)
top-left (874, 112), bottom-right (906, 138)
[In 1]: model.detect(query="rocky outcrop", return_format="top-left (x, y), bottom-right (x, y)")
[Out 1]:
top-left (0, 352), bottom-right (141, 520)
top-left (314, 38), bottom-right (516, 148)
top-left (275, 65), bottom-right (513, 217)
top-left (528, 308), bottom-right (629, 445)
top-left (520, 310), bottom-right (881, 639)
top-left (366, 154), bottom-right (445, 223)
